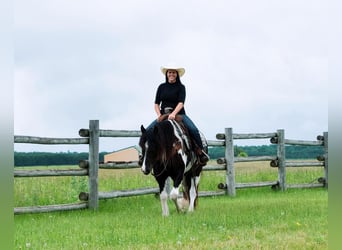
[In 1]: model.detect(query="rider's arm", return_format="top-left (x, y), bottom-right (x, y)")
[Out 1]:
top-left (169, 102), bottom-right (184, 120)
top-left (154, 103), bottom-right (162, 118)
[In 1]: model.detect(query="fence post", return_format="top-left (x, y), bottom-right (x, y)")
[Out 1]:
top-left (277, 129), bottom-right (286, 191)
top-left (323, 131), bottom-right (328, 189)
top-left (88, 120), bottom-right (99, 210)
top-left (225, 128), bottom-right (236, 196)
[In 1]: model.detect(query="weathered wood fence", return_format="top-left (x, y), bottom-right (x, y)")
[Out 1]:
top-left (14, 120), bottom-right (328, 214)
top-left (215, 128), bottom-right (328, 196)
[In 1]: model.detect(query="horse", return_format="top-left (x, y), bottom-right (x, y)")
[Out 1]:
top-left (139, 116), bottom-right (207, 216)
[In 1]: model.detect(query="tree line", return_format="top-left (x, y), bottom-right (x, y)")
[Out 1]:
top-left (14, 145), bottom-right (324, 167)
top-left (209, 145), bottom-right (324, 159)
top-left (14, 152), bottom-right (105, 167)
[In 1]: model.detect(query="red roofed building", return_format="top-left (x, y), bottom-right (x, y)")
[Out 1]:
top-left (104, 146), bottom-right (140, 163)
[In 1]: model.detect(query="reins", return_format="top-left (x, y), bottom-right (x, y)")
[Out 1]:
top-left (151, 163), bottom-right (168, 177)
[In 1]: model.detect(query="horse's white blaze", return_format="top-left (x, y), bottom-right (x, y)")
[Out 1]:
top-left (160, 184), bottom-right (169, 216)
top-left (188, 176), bottom-right (200, 212)
top-left (141, 142), bottom-right (148, 173)
top-left (141, 159), bottom-right (146, 173)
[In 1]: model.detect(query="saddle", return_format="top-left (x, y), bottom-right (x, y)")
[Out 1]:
top-left (157, 113), bottom-right (183, 123)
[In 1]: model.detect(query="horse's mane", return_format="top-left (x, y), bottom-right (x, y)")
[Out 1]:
top-left (140, 120), bottom-right (183, 165)
top-left (155, 120), bottom-right (175, 152)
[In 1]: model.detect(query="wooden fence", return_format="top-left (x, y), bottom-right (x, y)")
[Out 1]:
top-left (215, 128), bottom-right (328, 196)
top-left (14, 120), bottom-right (328, 214)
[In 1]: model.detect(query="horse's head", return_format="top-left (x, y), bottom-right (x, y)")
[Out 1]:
top-left (139, 122), bottom-right (177, 175)
top-left (139, 125), bottom-right (148, 174)
top-left (139, 125), bottom-right (159, 175)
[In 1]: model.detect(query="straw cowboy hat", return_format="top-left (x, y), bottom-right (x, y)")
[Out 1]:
top-left (160, 64), bottom-right (185, 77)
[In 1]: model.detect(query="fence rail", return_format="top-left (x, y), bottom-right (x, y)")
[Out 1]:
top-left (14, 202), bottom-right (88, 215)
top-left (14, 120), bottom-right (328, 214)
top-left (14, 136), bottom-right (89, 144)
top-left (216, 132), bottom-right (278, 140)
top-left (14, 169), bottom-right (88, 177)
top-left (284, 139), bottom-right (324, 146)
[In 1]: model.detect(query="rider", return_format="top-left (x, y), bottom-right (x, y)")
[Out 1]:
top-left (145, 63), bottom-right (209, 164)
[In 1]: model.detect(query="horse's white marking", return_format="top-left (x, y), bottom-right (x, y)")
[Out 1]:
top-left (170, 187), bottom-right (179, 201)
top-left (184, 159), bottom-right (192, 174)
top-left (177, 198), bottom-right (189, 212)
top-left (172, 120), bottom-right (191, 150)
top-left (188, 176), bottom-right (200, 212)
top-left (169, 120), bottom-right (188, 167)
top-left (160, 184), bottom-right (169, 216)
top-left (195, 176), bottom-right (200, 186)
top-left (178, 149), bottom-right (188, 170)
top-left (141, 142), bottom-right (148, 173)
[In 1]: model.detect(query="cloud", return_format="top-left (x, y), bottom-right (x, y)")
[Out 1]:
top-left (14, 0), bottom-right (328, 152)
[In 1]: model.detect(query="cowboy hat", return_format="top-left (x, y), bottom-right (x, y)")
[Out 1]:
top-left (160, 64), bottom-right (185, 77)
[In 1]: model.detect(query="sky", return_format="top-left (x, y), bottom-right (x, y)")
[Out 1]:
top-left (13, 0), bottom-right (328, 153)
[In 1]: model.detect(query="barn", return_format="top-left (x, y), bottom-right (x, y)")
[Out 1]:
top-left (104, 146), bottom-right (141, 163)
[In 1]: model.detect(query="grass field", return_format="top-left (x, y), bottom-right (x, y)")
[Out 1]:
top-left (14, 161), bottom-right (328, 249)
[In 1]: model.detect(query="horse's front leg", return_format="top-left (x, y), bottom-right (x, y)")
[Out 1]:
top-left (158, 179), bottom-right (169, 216)
top-left (188, 176), bottom-right (201, 212)
top-left (170, 185), bottom-right (181, 213)
top-left (170, 173), bottom-right (184, 212)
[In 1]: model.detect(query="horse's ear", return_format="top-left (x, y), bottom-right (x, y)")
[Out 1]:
top-left (141, 125), bottom-right (146, 133)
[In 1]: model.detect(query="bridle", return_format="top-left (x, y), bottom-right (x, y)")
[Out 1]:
top-left (151, 162), bottom-right (168, 177)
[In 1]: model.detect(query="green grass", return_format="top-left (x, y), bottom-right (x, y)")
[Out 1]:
top-left (14, 162), bottom-right (327, 249)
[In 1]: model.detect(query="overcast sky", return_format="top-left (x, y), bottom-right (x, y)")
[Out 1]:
top-left (14, 0), bottom-right (328, 152)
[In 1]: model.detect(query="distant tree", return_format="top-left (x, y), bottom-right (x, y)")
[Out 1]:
top-left (238, 151), bottom-right (248, 157)
top-left (235, 146), bottom-right (247, 157)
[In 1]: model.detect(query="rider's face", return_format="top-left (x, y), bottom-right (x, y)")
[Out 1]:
top-left (167, 70), bottom-right (178, 83)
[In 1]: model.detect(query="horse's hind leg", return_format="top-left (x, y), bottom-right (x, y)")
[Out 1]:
top-left (188, 176), bottom-right (201, 212)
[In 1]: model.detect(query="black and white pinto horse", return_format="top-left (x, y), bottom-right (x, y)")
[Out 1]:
top-left (139, 117), bottom-right (207, 216)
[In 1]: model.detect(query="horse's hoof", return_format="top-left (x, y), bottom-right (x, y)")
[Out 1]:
top-left (177, 198), bottom-right (189, 212)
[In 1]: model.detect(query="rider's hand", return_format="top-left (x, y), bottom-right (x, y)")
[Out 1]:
top-left (168, 113), bottom-right (176, 120)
